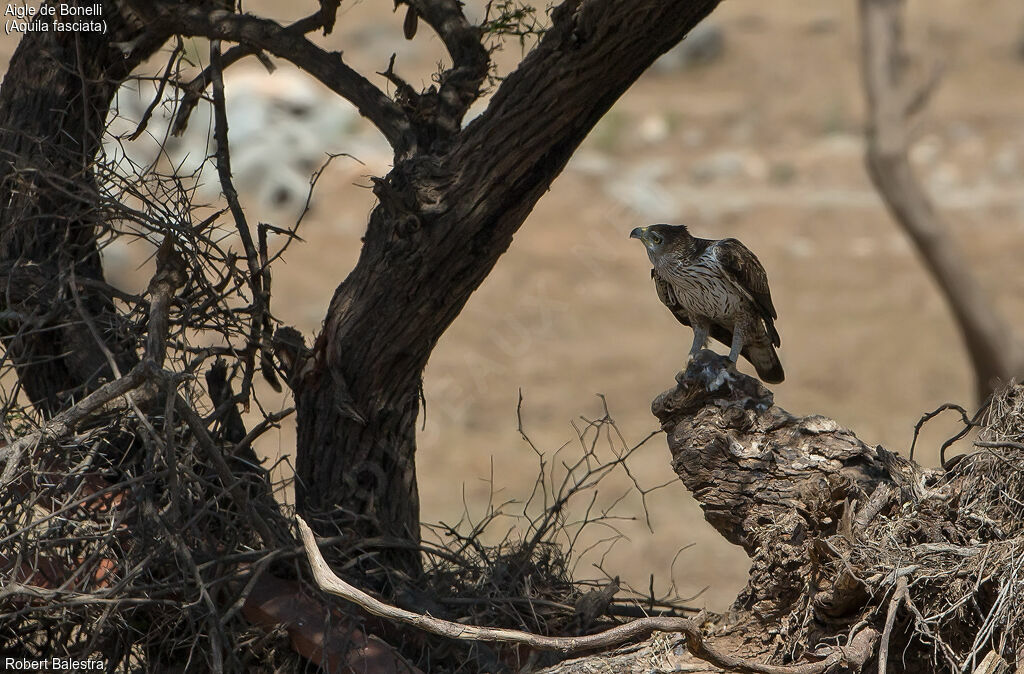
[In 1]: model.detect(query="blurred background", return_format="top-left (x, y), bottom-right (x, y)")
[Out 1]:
top-left (4, 0), bottom-right (1024, 611)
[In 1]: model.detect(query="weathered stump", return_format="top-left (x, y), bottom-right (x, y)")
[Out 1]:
top-left (655, 352), bottom-right (926, 633)
top-left (544, 351), bottom-right (1024, 673)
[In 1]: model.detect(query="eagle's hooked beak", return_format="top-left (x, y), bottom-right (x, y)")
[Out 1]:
top-left (629, 226), bottom-right (646, 243)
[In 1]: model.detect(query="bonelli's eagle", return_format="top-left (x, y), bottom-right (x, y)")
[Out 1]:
top-left (630, 224), bottom-right (784, 384)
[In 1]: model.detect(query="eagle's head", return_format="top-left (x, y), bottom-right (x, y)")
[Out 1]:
top-left (629, 224), bottom-right (696, 264)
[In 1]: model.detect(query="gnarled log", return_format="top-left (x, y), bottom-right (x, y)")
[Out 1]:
top-left (655, 350), bottom-right (930, 629)
top-left (545, 353), bottom-right (1024, 673)
top-left (543, 353), bottom-right (945, 672)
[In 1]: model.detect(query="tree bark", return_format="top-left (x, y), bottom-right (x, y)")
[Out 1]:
top-left (0, 2), bottom-right (180, 414)
top-left (292, 0), bottom-right (723, 577)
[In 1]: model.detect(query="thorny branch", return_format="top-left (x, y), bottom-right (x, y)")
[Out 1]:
top-left (169, 6), bottom-right (341, 135)
top-left (0, 25), bottom-right (309, 664)
top-left (0, 361), bottom-right (157, 485)
top-left (208, 38), bottom-right (270, 404)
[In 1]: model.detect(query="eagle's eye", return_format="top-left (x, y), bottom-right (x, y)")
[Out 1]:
top-left (649, 232), bottom-right (663, 245)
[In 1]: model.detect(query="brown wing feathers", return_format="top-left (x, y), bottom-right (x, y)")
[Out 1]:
top-left (713, 239), bottom-right (781, 347)
top-left (642, 226), bottom-right (783, 383)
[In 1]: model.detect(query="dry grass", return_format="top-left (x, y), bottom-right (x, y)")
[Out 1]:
top-left (819, 383), bottom-right (1024, 671)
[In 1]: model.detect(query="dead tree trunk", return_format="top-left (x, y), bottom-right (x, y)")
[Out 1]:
top-left (859, 0), bottom-right (1024, 401)
top-left (653, 353), bottom-right (920, 661)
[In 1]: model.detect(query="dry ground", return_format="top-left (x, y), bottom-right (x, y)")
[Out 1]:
top-left (3, 0), bottom-right (1024, 611)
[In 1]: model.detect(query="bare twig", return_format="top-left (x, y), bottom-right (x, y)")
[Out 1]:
top-left (208, 38), bottom-right (264, 404)
top-left (175, 395), bottom-right (278, 547)
top-left (130, 38), bottom-right (184, 141)
top-left (907, 401), bottom-right (985, 465)
top-left (975, 440), bottom-right (1024, 452)
top-left (877, 575), bottom-right (909, 674)
top-left (145, 235), bottom-right (188, 366)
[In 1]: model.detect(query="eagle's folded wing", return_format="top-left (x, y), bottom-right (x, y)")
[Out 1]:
top-left (714, 239), bottom-right (780, 347)
top-left (652, 269), bottom-right (691, 328)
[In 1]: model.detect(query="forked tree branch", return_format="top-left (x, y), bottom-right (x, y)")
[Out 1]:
top-left (404, 0), bottom-right (485, 68)
top-left (399, 0), bottom-right (489, 131)
top-left (859, 0), bottom-right (1024, 400)
top-left (169, 7), bottom-right (339, 136)
top-left (146, 4), bottom-right (414, 151)
top-left (297, 516), bottom-right (879, 673)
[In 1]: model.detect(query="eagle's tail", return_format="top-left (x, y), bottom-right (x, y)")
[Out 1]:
top-left (745, 343), bottom-right (784, 384)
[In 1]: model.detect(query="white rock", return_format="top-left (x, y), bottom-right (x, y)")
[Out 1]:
top-left (637, 114), bottom-right (670, 144)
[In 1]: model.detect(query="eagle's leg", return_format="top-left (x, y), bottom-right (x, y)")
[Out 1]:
top-left (727, 324), bottom-right (746, 364)
top-left (688, 322), bottom-right (710, 361)
top-left (729, 319), bottom-right (753, 362)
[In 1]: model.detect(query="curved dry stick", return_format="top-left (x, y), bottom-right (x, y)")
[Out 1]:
top-left (907, 402), bottom-right (984, 465)
top-left (297, 516), bottom-right (878, 673)
top-left (877, 576), bottom-right (909, 674)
